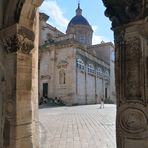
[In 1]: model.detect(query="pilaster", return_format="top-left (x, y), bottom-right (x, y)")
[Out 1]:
top-left (115, 20), bottom-right (148, 148)
top-left (0, 24), bottom-right (38, 148)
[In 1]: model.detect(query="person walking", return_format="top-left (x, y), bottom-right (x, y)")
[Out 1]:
top-left (100, 96), bottom-right (104, 109)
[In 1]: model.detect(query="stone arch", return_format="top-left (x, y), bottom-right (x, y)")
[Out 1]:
top-left (4, 0), bottom-right (43, 28)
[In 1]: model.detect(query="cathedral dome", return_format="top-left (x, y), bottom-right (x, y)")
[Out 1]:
top-left (68, 15), bottom-right (90, 27)
top-left (66, 3), bottom-right (93, 46)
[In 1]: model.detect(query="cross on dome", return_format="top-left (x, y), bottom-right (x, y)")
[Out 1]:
top-left (76, 0), bottom-right (82, 16)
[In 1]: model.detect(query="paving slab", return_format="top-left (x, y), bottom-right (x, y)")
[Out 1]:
top-left (39, 104), bottom-right (116, 148)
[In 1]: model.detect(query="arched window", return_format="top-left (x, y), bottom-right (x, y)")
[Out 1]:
top-left (59, 69), bottom-right (66, 85)
top-left (96, 67), bottom-right (103, 76)
top-left (79, 34), bottom-right (85, 43)
top-left (88, 64), bottom-right (95, 74)
top-left (76, 58), bottom-right (85, 71)
top-left (105, 70), bottom-right (109, 77)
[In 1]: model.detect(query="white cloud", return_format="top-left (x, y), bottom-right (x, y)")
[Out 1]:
top-left (92, 34), bottom-right (109, 45)
top-left (39, 0), bottom-right (69, 32)
top-left (92, 25), bottom-right (109, 45)
top-left (92, 25), bottom-right (98, 32)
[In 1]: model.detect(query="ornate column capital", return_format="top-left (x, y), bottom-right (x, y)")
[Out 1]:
top-left (0, 24), bottom-right (35, 54)
top-left (102, 0), bottom-right (148, 28)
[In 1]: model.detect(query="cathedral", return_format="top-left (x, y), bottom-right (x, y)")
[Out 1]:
top-left (39, 3), bottom-right (115, 105)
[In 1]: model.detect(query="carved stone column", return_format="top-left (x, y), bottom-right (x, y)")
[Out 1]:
top-left (115, 21), bottom-right (148, 148)
top-left (102, 0), bottom-right (148, 147)
top-left (0, 24), bottom-right (38, 148)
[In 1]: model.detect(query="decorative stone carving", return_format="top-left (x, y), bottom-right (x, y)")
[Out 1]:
top-left (102, 0), bottom-right (146, 28)
top-left (57, 60), bottom-right (68, 69)
top-left (120, 108), bottom-right (147, 134)
top-left (124, 37), bottom-right (142, 99)
top-left (114, 30), bottom-right (126, 106)
top-left (41, 75), bottom-right (51, 79)
top-left (5, 100), bottom-right (15, 119)
top-left (0, 24), bottom-right (35, 54)
top-left (114, 33), bottom-right (145, 104)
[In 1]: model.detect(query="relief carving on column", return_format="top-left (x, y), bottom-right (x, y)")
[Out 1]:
top-left (115, 32), bottom-right (146, 105)
top-left (124, 37), bottom-right (142, 101)
top-left (114, 30), bottom-right (126, 106)
top-left (120, 108), bottom-right (147, 134)
top-left (117, 104), bottom-right (148, 139)
top-left (0, 24), bottom-right (35, 54)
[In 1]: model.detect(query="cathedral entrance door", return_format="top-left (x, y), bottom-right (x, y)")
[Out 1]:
top-left (43, 83), bottom-right (48, 97)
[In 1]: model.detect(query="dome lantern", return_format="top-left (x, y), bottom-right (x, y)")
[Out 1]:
top-left (76, 2), bottom-right (82, 16)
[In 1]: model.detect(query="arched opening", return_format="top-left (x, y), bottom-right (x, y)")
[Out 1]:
top-left (76, 58), bottom-right (85, 71)
top-left (59, 69), bottom-right (66, 85)
top-left (38, 1), bottom-right (116, 147)
top-left (0, 0), bottom-right (148, 148)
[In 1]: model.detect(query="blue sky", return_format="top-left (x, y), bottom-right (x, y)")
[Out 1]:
top-left (39, 0), bottom-right (113, 45)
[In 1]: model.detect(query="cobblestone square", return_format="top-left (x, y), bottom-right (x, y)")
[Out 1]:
top-left (39, 104), bottom-right (116, 148)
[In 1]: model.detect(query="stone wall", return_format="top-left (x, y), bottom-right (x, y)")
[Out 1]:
top-left (39, 50), bottom-right (53, 97)
top-left (39, 15), bottom-right (64, 46)
top-left (67, 25), bottom-right (93, 46)
top-left (76, 71), bottom-right (86, 104)
top-left (86, 74), bottom-right (96, 104)
top-left (96, 78), bottom-right (103, 103)
top-left (54, 47), bottom-right (76, 105)
top-left (39, 46), bottom-right (76, 105)
top-left (32, 11), bottom-right (40, 148)
top-left (75, 48), bottom-right (110, 105)
top-left (0, 45), bottom-right (5, 148)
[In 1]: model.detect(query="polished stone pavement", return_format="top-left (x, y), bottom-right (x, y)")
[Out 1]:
top-left (39, 104), bottom-right (116, 148)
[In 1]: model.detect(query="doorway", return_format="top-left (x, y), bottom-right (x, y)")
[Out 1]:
top-left (43, 83), bottom-right (48, 98)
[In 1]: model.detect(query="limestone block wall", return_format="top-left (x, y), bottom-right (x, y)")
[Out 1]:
top-left (39, 19), bottom-right (64, 46)
top-left (54, 47), bottom-right (76, 105)
top-left (76, 69), bottom-right (104, 105)
top-left (39, 21), bottom-right (54, 46)
top-left (86, 74), bottom-right (96, 104)
top-left (76, 71), bottom-right (86, 104)
top-left (96, 77), bottom-right (103, 103)
top-left (75, 48), bottom-right (110, 105)
top-left (39, 50), bottom-right (55, 98)
top-left (88, 43), bottom-right (113, 64)
top-left (88, 43), bottom-right (116, 103)
top-left (67, 25), bottom-right (93, 46)
top-left (40, 46), bottom-right (76, 105)
top-left (32, 12), bottom-right (39, 148)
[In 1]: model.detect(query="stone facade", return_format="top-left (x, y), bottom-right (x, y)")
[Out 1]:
top-left (39, 7), bottom-right (115, 105)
